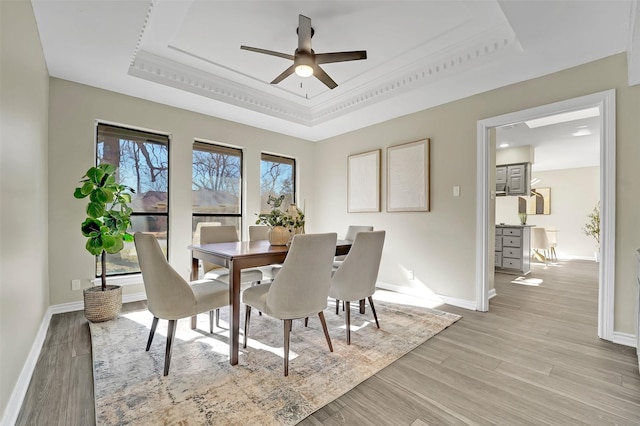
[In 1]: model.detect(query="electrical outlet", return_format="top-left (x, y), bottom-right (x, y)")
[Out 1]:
top-left (453, 185), bottom-right (461, 197)
top-left (408, 270), bottom-right (415, 280)
top-left (71, 279), bottom-right (81, 291)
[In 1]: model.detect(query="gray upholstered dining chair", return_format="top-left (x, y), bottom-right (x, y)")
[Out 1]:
top-left (200, 225), bottom-right (264, 326)
top-left (249, 225), bottom-right (281, 281)
top-left (248, 225), bottom-right (269, 241)
top-left (134, 232), bottom-right (230, 376)
top-left (242, 232), bottom-right (337, 376)
top-left (200, 225), bottom-right (263, 283)
top-left (330, 230), bottom-right (385, 344)
top-left (333, 225), bottom-right (374, 267)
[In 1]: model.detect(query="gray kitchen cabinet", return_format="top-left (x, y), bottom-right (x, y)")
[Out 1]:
top-left (495, 225), bottom-right (531, 275)
top-left (496, 163), bottom-right (530, 196)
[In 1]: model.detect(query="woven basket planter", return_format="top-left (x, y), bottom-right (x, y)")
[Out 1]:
top-left (84, 285), bottom-right (122, 322)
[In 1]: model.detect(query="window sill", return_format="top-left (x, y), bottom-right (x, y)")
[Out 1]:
top-left (91, 274), bottom-right (144, 287)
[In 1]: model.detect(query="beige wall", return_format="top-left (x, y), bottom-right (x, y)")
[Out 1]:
top-left (314, 54), bottom-right (640, 333)
top-left (0, 0), bottom-right (50, 419)
top-left (48, 79), bottom-right (315, 305)
top-left (496, 166), bottom-right (600, 259)
top-left (3, 3), bottom-right (640, 416)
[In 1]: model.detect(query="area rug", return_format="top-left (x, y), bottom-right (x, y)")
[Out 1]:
top-left (90, 291), bottom-right (460, 425)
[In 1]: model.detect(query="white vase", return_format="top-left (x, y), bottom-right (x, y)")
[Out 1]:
top-left (268, 226), bottom-right (289, 246)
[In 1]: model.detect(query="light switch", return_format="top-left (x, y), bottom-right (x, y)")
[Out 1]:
top-left (453, 186), bottom-right (461, 197)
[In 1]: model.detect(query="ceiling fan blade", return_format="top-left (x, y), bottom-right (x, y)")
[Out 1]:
top-left (271, 64), bottom-right (296, 85)
top-left (241, 45), bottom-right (294, 61)
top-left (315, 51), bottom-right (367, 64)
top-left (312, 64), bottom-right (337, 89)
top-left (298, 15), bottom-right (312, 51)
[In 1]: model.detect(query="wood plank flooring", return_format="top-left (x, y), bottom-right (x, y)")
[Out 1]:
top-left (16, 260), bottom-right (640, 425)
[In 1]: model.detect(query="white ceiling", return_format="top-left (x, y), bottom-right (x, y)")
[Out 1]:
top-left (496, 113), bottom-right (600, 172)
top-left (31, 0), bottom-right (638, 142)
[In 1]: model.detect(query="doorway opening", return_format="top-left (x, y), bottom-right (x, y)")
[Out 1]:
top-left (475, 90), bottom-right (616, 341)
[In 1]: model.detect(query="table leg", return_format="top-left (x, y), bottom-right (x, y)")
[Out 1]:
top-left (229, 259), bottom-right (240, 365)
top-left (191, 256), bottom-right (199, 329)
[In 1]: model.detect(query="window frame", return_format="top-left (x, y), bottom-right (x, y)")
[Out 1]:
top-left (95, 121), bottom-right (170, 278)
top-left (260, 152), bottom-right (297, 213)
top-left (192, 140), bottom-right (244, 240)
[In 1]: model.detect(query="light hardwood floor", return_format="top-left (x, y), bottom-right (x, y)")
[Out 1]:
top-left (17, 259), bottom-right (640, 425)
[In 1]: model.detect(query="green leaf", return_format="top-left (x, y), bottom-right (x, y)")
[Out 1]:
top-left (86, 201), bottom-right (105, 219)
top-left (102, 235), bottom-right (116, 249)
top-left (86, 167), bottom-right (104, 185)
top-left (73, 187), bottom-right (88, 199)
top-left (123, 233), bottom-right (134, 242)
top-left (105, 236), bottom-right (124, 254)
top-left (81, 218), bottom-right (102, 237)
top-left (100, 163), bottom-right (117, 175)
top-left (85, 237), bottom-right (104, 256)
top-left (90, 187), bottom-right (110, 204)
top-left (80, 181), bottom-right (95, 196)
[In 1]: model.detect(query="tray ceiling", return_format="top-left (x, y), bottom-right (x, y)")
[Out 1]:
top-left (32, 0), bottom-right (637, 141)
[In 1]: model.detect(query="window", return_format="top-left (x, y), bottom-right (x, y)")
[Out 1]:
top-left (192, 142), bottom-right (243, 242)
top-left (96, 123), bottom-right (169, 277)
top-left (260, 153), bottom-right (296, 212)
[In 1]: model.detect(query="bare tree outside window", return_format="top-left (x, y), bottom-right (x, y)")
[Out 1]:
top-left (192, 142), bottom-right (243, 241)
top-left (260, 154), bottom-right (295, 213)
top-left (96, 123), bottom-right (170, 277)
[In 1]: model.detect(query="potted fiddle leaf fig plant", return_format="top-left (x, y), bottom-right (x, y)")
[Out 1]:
top-left (73, 163), bottom-right (135, 322)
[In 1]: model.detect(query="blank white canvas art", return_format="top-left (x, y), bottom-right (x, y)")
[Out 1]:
top-left (387, 139), bottom-right (429, 212)
top-left (348, 150), bottom-right (380, 212)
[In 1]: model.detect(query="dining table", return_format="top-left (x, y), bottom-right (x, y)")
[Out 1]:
top-left (189, 238), bottom-right (352, 365)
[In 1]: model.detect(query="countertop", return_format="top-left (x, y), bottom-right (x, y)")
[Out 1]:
top-left (496, 224), bottom-right (535, 228)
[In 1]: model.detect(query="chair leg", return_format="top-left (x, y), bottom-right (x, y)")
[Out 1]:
top-left (283, 319), bottom-right (292, 376)
top-left (164, 319), bottom-right (177, 376)
top-left (368, 296), bottom-right (380, 329)
top-left (304, 317), bottom-right (309, 327)
top-left (209, 310), bottom-right (214, 333)
top-left (215, 308), bottom-right (220, 327)
top-left (146, 316), bottom-right (159, 351)
top-left (345, 301), bottom-right (351, 345)
top-left (335, 299), bottom-right (340, 314)
top-left (318, 311), bottom-right (333, 352)
top-left (244, 305), bottom-right (251, 348)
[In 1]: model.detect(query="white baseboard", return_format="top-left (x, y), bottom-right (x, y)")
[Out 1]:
top-left (1, 307), bottom-right (52, 426)
top-left (612, 331), bottom-right (637, 348)
top-left (1, 291), bottom-right (147, 426)
top-left (488, 288), bottom-right (497, 299)
top-left (376, 281), bottom-right (477, 311)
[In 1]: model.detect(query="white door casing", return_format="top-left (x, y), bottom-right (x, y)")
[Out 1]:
top-left (476, 89), bottom-right (616, 341)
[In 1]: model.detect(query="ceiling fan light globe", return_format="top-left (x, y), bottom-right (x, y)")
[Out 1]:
top-left (295, 64), bottom-right (314, 77)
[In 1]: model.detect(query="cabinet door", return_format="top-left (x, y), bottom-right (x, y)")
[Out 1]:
top-left (507, 164), bottom-right (526, 194)
top-left (496, 166), bottom-right (507, 194)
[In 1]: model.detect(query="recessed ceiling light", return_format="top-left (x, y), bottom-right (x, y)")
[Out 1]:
top-left (498, 143), bottom-right (510, 148)
top-left (572, 128), bottom-right (592, 137)
top-left (524, 107), bottom-right (599, 128)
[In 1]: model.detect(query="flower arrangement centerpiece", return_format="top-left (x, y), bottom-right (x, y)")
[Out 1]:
top-left (256, 195), bottom-right (305, 245)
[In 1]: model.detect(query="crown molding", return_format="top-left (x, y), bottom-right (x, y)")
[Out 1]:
top-left (129, 24), bottom-right (520, 127)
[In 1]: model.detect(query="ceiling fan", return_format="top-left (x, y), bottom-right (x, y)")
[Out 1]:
top-left (240, 14), bottom-right (367, 89)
